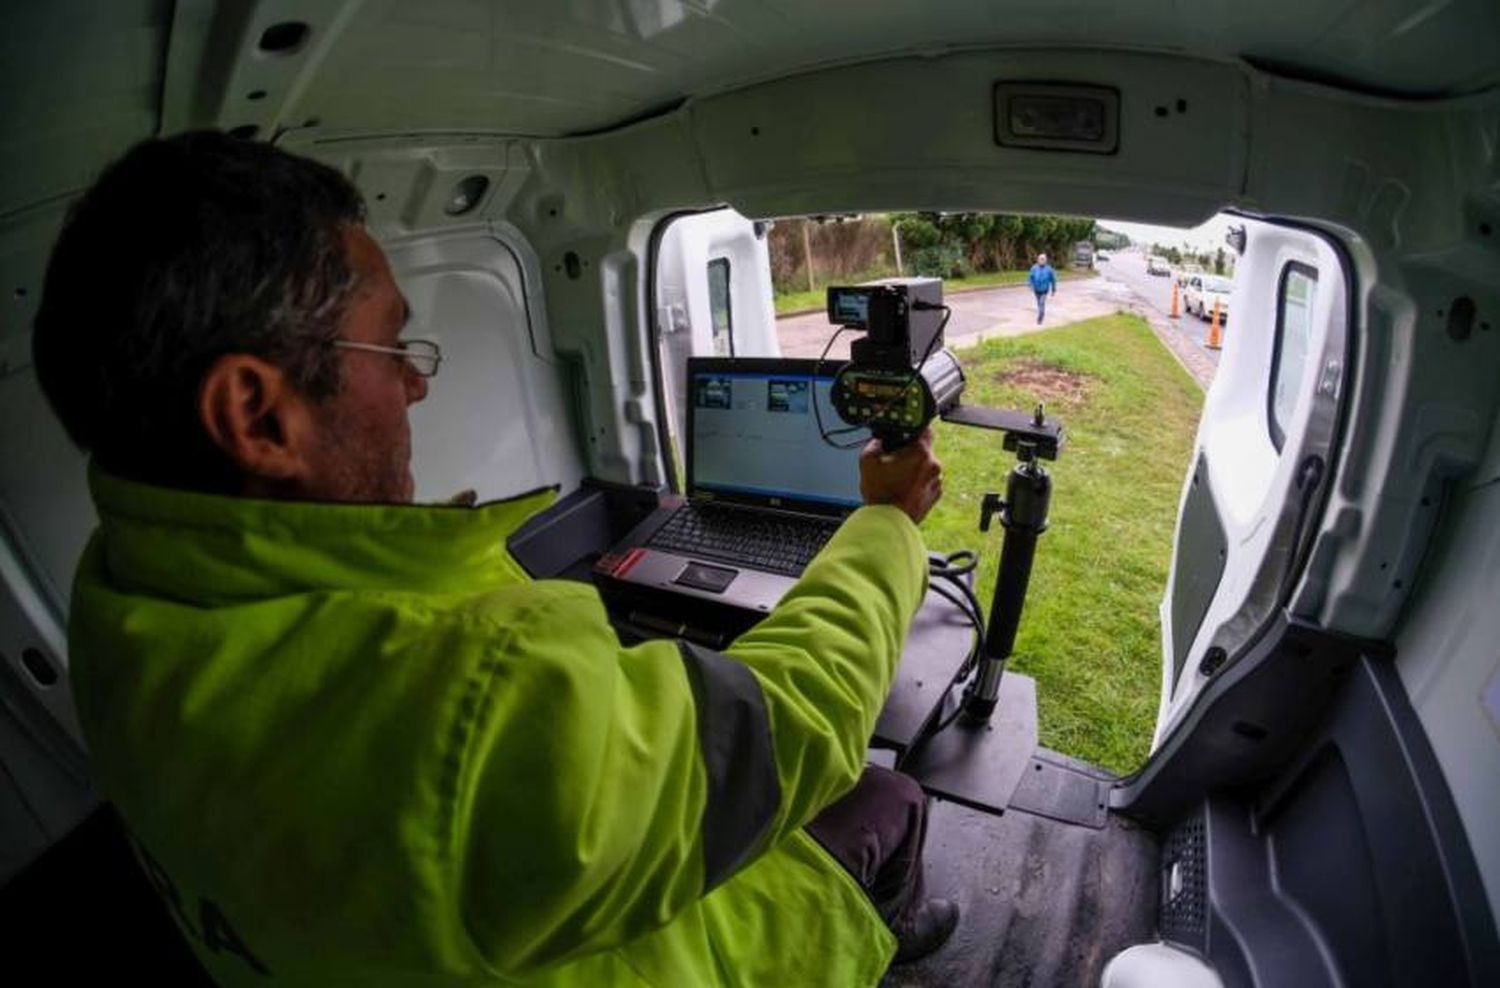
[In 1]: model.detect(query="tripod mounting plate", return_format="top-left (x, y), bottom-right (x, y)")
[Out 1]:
top-left (940, 404), bottom-right (1064, 460)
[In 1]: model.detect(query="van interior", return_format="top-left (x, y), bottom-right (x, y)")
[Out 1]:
top-left (2, 3), bottom-right (1499, 984)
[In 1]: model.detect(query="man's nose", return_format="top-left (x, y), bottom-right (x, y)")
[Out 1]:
top-left (405, 364), bottom-right (429, 404)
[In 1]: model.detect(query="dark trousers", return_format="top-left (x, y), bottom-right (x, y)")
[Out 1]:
top-left (805, 765), bottom-right (929, 925)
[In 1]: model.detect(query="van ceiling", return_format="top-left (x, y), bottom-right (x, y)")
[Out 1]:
top-left (216, 0), bottom-right (1500, 136)
top-left (3, 0), bottom-right (1499, 216)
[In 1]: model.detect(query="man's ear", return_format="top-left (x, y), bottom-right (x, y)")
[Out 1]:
top-left (197, 355), bottom-right (314, 483)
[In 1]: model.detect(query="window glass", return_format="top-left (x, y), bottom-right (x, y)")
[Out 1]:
top-left (1270, 264), bottom-right (1317, 449)
top-left (707, 258), bottom-right (733, 356)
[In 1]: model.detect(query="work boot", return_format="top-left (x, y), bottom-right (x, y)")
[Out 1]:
top-left (891, 897), bottom-right (960, 964)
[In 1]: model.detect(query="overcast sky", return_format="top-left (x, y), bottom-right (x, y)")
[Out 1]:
top-left (1098, 213), bottom-right (1239, 254)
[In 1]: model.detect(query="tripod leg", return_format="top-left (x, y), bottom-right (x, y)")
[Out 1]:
top-left (963, 459), bottom-right (1051, 721)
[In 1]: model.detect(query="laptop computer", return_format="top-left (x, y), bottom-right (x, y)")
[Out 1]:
top-left (594, 357), bottom-right (868, 639)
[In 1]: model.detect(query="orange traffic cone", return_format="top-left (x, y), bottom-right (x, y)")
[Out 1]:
top-left (1170, 281), bottom-right (1180, 319)
top-left (1206, 300), bottom-right (1223, 349)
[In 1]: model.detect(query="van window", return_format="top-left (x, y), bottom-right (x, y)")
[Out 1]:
top-left (707, 257), bottom-right (733, 356)
top-left (1269, 262), bottom-right (1317, 449)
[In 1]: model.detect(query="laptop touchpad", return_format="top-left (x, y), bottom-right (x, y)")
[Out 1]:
top-left (674, 561), bottom-right (738, 594)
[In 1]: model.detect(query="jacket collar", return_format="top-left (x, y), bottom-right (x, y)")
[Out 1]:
top-left (87, 465), bottom-right (557, 604)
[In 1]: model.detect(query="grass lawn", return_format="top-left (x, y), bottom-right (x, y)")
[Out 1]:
top-left (917, 314), bottom-right (1203, 774)
top-left (774, 268), bottom-right (1095, 316)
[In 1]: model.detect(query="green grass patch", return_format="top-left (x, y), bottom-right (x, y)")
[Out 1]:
top-left (918, 314), bottom-right (1203, 774)
top-left (773, 287), bottom-right (836, 316)
top-left (774, 268), bottom-right (1095, 315)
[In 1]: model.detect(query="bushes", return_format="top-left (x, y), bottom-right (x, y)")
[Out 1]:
top-left (768, 212), bottom-right (1098, 296)
top-left (893, 212), bottom-right (1097, 273)
top-left (907, 243), bottom-right (968, 278)
top-left (768, 216), bottom-right (897, 294)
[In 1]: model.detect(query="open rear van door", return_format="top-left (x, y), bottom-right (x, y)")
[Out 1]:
top-left (653, 208), bottom-right (777, 461)
top-left (1151, 218), bottom-right (1351, 747)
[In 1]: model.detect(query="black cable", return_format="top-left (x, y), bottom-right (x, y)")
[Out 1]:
top-left (929, 547), bottom-right (977, 580)
top-left (812, 323), bottom-right (848, 378)
top-left (901, 547), bottom-right (987, 751)
top-left (929, 571), bottom-right (982, 634)
top-left (929, 548), bottom-right (979, 581)
top-left (925, 688), bottom-right (967, 737)
top-left (928, 549), bottom-right (984, 673)
top-left (812, 327), bottom-right (871, 450)
top-left (928, 581), bottom-right (982, 636)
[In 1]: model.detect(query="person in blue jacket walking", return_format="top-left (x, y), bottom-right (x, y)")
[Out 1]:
top-left (1029, 252), bottom-right (1057, 324)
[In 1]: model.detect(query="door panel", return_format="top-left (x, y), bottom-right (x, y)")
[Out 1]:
top-left (387, 229), bottom-right (586, 503)
top-left (1155, 219), bottom-right (1350, 748)
top-left (1166, 454), bottom-right (1229, 688)
top-left (653, 209), bottom-right (777, 475)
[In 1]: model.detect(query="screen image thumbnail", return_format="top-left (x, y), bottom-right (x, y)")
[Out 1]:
top-left (695, 375), bottom-right (732, 409)
top-left (766, 378), bottom-right (809, 414)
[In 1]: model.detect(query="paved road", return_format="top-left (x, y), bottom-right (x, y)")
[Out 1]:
top-left (777, 273), bottom-right (1132, 360)
top-left (1097, 250), bottom-right (1222, 371)
top-left (775, 259), bottom-right (1221, 388)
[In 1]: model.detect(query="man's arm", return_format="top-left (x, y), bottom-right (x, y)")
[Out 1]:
top-left (729, 432), bottom-right (941, 833)
top-left (456, 436), bottom-right (941, 973)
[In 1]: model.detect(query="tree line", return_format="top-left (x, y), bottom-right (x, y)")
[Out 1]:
top-left (767, 213), bottom-right (1109, 296)
top-left (893, 213), bottom-right (1098, 278)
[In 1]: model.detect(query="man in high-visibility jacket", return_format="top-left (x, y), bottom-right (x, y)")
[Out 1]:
top-left (33, 131), bottom-right (959, 985)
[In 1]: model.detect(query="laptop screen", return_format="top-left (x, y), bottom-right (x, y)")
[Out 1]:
top-left (687, 359), bottom-right (867, 512)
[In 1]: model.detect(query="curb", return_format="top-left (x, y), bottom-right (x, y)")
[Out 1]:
top-left (1126, 302), bottom-right (1215, 391)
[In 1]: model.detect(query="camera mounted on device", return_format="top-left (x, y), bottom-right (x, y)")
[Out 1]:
top-left (823, 278), bottom-right (1061, 458)
top-left (824, 279), bottom-right (963, 450)
top-left (822, 276), bottom-right (1065, 736)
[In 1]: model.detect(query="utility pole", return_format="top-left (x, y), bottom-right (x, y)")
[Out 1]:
top-left (802, 220), bottom-right (815, 293)
top-left (892, 220), bottom-right (905, 276)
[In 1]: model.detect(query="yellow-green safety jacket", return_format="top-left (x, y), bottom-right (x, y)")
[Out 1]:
top-left (68, 468), bottom-right (927, 985)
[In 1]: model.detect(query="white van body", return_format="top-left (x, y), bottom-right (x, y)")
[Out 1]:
top-left (2, 3), bottom-right (1498, 985)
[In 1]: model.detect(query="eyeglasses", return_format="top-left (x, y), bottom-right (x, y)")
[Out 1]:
top-left (331, 338), bottom-right (442, 378)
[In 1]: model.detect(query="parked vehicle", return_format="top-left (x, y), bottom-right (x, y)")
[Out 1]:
top-left (1146, 255), bottom-right (1171, 276)
top-left (1073, 240), bottom-right (1095, 268)
top-left (1184, 273), bottom-right (1233, 321)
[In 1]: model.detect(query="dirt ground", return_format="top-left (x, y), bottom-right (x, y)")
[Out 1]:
top-left (993, 358), bottom-right (1095, 408)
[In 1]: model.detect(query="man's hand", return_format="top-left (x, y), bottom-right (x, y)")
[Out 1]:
top-left (859, 429), bottom-right (943, 525)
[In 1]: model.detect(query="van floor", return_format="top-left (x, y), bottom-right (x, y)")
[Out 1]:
top-left (886, 750), bottom-right (1161, 987)
top-left (7, 770), bottom-right (1156, 985)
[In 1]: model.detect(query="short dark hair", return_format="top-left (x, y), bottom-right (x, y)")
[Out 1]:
top-left (33, 131), bottom-right (366, 491)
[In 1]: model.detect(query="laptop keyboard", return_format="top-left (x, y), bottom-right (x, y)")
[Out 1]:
top-left (647, 502), bottom-right (842, 577)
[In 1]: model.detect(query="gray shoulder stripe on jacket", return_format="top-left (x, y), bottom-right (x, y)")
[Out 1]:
top-left (677, 640), bottom-right (782, 891)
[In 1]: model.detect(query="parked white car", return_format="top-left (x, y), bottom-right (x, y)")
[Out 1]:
top-left (1146, 255), bottom-right (1171, 276)
top-left (1184, 273), bottom-right (1233, 321)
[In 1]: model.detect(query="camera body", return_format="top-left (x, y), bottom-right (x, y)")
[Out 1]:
top-left (825, 278), bottom-right (964, 448)
top-left (827, 278), bottom-right (946, 370)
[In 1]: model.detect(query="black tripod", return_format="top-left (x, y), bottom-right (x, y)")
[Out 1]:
top-left (938, 403), bottom-right (1062, 723)
top-left (962, 438), bottom-right (1053, 719)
